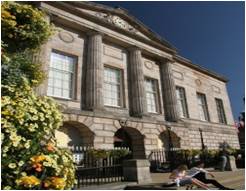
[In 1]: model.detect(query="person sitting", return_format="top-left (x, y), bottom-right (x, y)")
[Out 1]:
top-left (169, 164), bottom-right (210, 189)
top-left (187, 161), bottom-right (233, 190)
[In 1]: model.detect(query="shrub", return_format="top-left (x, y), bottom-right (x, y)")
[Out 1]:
top-left (2, 50), bottom-right (46, 87)
top-left (1, 80), bottom-right (76, 189)
top-left (1, 2), bottom-right (53, 53)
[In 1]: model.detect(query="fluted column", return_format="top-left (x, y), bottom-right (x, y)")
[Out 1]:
top-left (128, 47), bottom-right (147, 117)
top-left (85, 32), bottom-right (104, 110)
top-left (160, 58), bottom-right (179, 122)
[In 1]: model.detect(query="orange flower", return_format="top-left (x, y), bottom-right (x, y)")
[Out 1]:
top-left (46, 142), bottom-right (54, 152)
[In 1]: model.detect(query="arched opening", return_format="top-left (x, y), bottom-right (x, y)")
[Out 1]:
top-left (159, 130), bottom-right (181, 150)
top-left (55, 121), bottom-right (94, 147)
top-left (159, 130), bottom-right (181, 162)
top-left (114, 127), bottom-right (145, 159)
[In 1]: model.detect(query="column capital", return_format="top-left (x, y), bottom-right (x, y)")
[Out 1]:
top-left (87, 29), bottom-right (104, 37)
top-left (128, 45), bottom-right (142, 52)
top-left (160, 57), bottom-right (175, 64)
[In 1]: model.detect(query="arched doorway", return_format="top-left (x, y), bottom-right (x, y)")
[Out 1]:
top-left (159, 130), bottom-right (181, 150)
top-left (159, 130), bottom-right (181, 162)
top-left (114, 127), bottom-right (145, 159)
top-left (55, 121), bottom-right (94, 147)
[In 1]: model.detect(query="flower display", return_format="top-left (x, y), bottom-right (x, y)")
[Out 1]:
top-left (1, 82), bottom-right (76, 189)
top-left (1, 2), bottom-right (76, 189)
top-left (17, 176), bottom-right (40, 188)
top-left (44, 177), bottom-right (66, 190)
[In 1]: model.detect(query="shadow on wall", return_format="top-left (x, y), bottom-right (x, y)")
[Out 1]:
top-left (159, 130), bottom-right (181, 150)
top-left (57, 121), bottom-right (95, 147)
top-left (114, 126), bottom-right (145, 159)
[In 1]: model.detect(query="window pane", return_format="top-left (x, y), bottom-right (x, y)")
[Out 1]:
top-left (176, 87), bottom-right (189, 118)
top-left (47, 52), bottom-right (76, 99)
top-left (145, 78), bottom-right (158, 113)
top-left (103, 67), bottom-right (122, 107)
top-left (216, 98), bottom-right (227, 124)
top-left (197, 93), bottom-right (209, 121)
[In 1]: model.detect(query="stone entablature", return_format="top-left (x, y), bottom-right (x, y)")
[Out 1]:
top-left (35, 1), bottom-right (239, 153)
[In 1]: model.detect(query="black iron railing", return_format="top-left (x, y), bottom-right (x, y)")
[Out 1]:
top-left (69, 145), bottom-right (129, 188)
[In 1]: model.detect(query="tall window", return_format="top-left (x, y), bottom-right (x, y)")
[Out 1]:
top-left (103, 67), bottom-right (122, 107)
top-left (145, 78), bottom-right (159, 113)
top-left (197, 93), bottom-right (210, 121)
top-left (176, 86), bottom-right (189, 118)
top-left (47, 51), bottom-right (76, 99)
top-left (215, 98), bottom-right (227, 124)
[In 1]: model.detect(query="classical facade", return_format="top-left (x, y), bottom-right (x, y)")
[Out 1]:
top-left (35, 2), bottom-right (239, 159)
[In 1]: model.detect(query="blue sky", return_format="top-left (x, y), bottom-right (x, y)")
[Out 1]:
top-left (99, 1), bottom-right (245, 120)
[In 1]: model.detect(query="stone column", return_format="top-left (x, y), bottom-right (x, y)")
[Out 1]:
top-left (160, 58), bottom-right (179, 122)
top-left (128, 47), bottom-right (147, 117)
top-left (85, 32), bottom-right (104, 110)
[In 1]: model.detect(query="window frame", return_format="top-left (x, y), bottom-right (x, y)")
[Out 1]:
top-left (144, 77), bottom-right (161, 114)
top-left (103, 65), bottom-right (124, 108)
top-left (47, 50), bottom-right (77, 100)
top-left (215, 98), bottom-right (227, 124)
top-left (176, 86), bottom-right (189, 118)
top-left (196, 92), bottom-right (210, 122)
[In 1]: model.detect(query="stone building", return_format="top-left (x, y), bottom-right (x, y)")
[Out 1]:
top-left (35, 2), bottom-right (239, 159)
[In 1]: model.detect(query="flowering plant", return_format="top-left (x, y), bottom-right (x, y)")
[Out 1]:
top-left (1, 81), bottom-right (75, 189)
top-left (1, 1), bottom-right (53, 53)
top-left (1, 2), bottom-right (76, 189)
top-left (1, 81), bottom-right (76, 190)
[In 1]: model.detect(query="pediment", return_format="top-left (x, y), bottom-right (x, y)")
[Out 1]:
top-left (44, 1), bottom-right (176, 53)
top-left (76, 8), bottom-right (152, 41)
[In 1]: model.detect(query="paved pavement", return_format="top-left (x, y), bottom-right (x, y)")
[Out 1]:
top-left (80, 169), bottom-right (245, 190)
top-left (150, 169), bottom-right (245, 190)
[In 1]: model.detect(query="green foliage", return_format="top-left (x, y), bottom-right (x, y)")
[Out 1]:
top-left (1, 2), bottom-right (53, 53)
top-left (2, 50), bottom-right (45, 87)
top-left (1, 80), bottom-right (76, 189)
top-left (88, 148), bottom-right (131, 160)
top-left (110, 149), bottom-right (132, 159)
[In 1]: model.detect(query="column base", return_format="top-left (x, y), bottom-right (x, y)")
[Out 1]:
top-left (123, 159), bottom-right (152, 184)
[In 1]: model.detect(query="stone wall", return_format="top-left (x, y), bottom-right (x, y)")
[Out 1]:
top-left (172, 62), bottom-right (234, 125)
top-left (38, 2), bottom-right (240, 154)
top-left (57, 113), bottom-right (239, 159)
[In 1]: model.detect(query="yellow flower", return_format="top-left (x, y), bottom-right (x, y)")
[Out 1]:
top-left (30, 155), bottom-right (46, 163)
top-left (18, 161), bottom-right (25, 167)
top-left (44, 177), bottom-right (66, 190)
top-left (24, 140), bottom-right (31, 148)
top-left (21, 172), bottom-right (27, 176)
top-left (32, 115), bottom-right (38, 120)
top-left (3, 186), bottom-right (11, 190)
top-left (8, 163), bottom-right (17, 169)
top-left (17, 176), bottom-right (40, 188)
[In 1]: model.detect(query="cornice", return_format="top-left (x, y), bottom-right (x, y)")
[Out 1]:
top-left (42, 1), bottom-right (177, 55)
top-left (174, 55), bottom-right (228, 83)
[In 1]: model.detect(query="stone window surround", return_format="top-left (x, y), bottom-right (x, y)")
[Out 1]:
top-left (215, 98), bottom-right (227, 124)
top-left (175, 86), bottom-right (189, 118)
top-left (103, 65), bottom-right (125, 108)
top-left (144, 76), bottom-right (161, 114)
top-left (196, 92), bottom-right (210, 122)
top-left (47, 49), bottom-right (78, 101)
